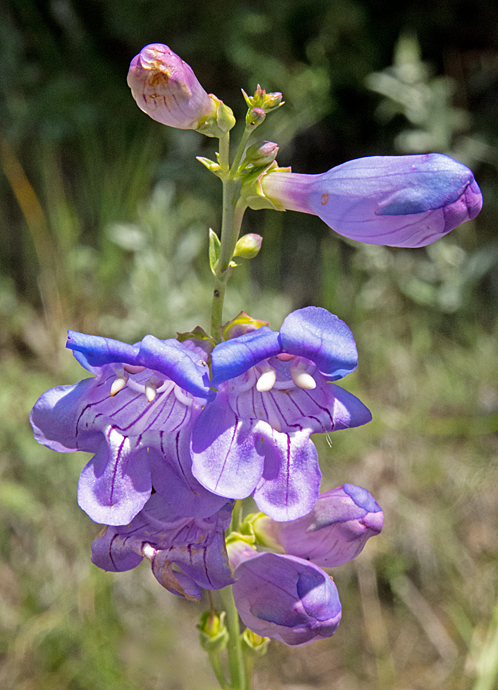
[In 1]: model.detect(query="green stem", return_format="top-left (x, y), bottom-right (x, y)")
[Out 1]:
top-left (229, 124), bottom-right (254, 177)
top-left (230, 500), bottom-right (243, 534)
top-left (208, 650), bottom-right (229, 690)
top-left (220, 586), bottom-right (246, 690)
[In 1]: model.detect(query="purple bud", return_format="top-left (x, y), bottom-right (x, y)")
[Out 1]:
top-left (260, 154), bottom-right (482, 247)
top-left (232, 552), bottom-right (342, 646)
top-left (127, 43), bottom-right (217, 130)
top-left (257, 484), bottom-right (384, 567)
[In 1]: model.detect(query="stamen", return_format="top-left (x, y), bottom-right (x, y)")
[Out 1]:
top-left (174, 385), bottom-right (193, 406)
top-left (123, 364), bottom-right (146, 374)
top-left (276, 353), bottom-right (295, 362)
top-left (142, 543), bottom-right (157, 560)
top-left (144, 375), bottom-right (163, 403)
top-left (256, 362), bottom-right (277, 392)
top-left (110, 371), bottom-right (128, 397)
top-left (290, 358), bottom-right (316, 390)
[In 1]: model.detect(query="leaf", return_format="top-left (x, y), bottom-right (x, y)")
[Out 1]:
top-left (209, 228), bottom-right (221, 275)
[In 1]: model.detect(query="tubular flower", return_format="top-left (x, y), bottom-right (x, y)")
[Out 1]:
top-left (127, 43), bottom-right (217, 130)
top-left (30, 331), bottom-right (227, 526)
top-left (92, 497), bottom-right (234, 601)
top-left (254, 484), bottom-right (384, 567)
top-left (229, 545), bottom-right (342, 647)
top-left (255, 153), bottom-right (482, 248)
top-left (191, 307), bottom-right (372, 523)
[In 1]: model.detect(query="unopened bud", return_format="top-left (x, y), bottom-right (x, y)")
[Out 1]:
top-left (127, 43), bottom-right (217, 131)
top-left (233, 233), bottom-right (263, 259)
top-left (244, 141), bottom-right (279, 167)
top-left (247, 107), bottom-right (266, 127)
top-left (198, 610), bottom-right (229, 653)
top-left (242, 628), bottom-right (270, 657)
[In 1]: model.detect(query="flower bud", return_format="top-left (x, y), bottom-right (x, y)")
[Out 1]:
top-left (232, 552), bottom-right (342, 646)
top-left (247, 107), bottom-right (266, 127)
top-left (127, 43), bottom-right (218, 131)
top-left (242, 629), bottom-right (270, 657)
top-left (257, 153), bottom-right (482, 248)
top-left (233, 233), bottom-right (263, 259)
top-left (244, 141), bottom-right (279, 167)
top-left (221, 312), bottom-right (269, 341)
top-left (255, 484), bottom-right (384, 567)
top-left (198, 610), bottom-right (229, 653)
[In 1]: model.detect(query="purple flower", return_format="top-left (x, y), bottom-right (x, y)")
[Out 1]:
top-left (127, 43), bottom-right (217, 130)
top-left (257, 154), bottom-right (482, 247)
top-left (191, 307), bottom-right (371, 522)
top-left (255, 484), bottom-right (384, 567)
top-left (230, 547), bottom-right (342, 647)
top-left (30, 331), bottom-right (227, 526)
top-left (92, 496), bottom-right (234, 600)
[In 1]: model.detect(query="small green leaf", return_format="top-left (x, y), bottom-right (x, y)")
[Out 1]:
top-left (208, 228), bottom-right (221, 274)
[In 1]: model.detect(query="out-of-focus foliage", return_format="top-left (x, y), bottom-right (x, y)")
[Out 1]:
top-left (1, 0), bottom-right (498, 689)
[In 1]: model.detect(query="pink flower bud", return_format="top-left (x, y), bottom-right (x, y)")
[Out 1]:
top-left (127, 43), bottom-right (217, 130)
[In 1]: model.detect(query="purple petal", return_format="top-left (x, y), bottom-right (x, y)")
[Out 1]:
top-left (279, 307), bottom-right (357, 380)
top-left (137, 335), bottom-right (211, 398)
top-left (191, 392), bottom-right (265, 499)
top-left (252, 428), bottom-right (321, 522)
top-left (67, 331), bottom-right (211, 399)
top-left (77, 435), bottom-right (151, 525)
top-left (272, 484), bottom-right (384, 567)
top-left (146, 428), bottom-right (228, 520)
top-left (67, 331), bottom-right (139, 371)
top-left (91, 528), bottom-right (144, 572)
top-left (211, 327), bottom-right (281, 386)
top-left (260, 154), bottom-right (482, 248)
top-left (232, 552), bottom-right (342, 646)
top-left (30, 379), bottom-right (103, 453)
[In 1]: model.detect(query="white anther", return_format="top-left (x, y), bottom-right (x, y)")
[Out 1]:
top-left (290, 358), bottom-right (316, 390)
top-left (144, 375), bottom-right (163, 403)
top-left (142, 543), bottom-right (156, 560)
top-left (256, 362), bottom-right (277, 392)
top-left (110, 372), bottom-right (128, 397)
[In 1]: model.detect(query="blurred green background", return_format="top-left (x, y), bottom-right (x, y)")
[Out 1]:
top-left (1, 1), bottom-right (498, 688)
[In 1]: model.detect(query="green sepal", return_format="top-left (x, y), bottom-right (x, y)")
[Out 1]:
top-left (176, 326), bottom-right (216, 355)
top-left (196, 156), bottom-right (221, 174)
top-left (197, 95), bottom-right (236, 138)
top-left (209, 228), bottom-right (221, 275)
top-left (240, 161), bottom-right (291, 211)
top-left (242, 628), bottom-right (270, 657)
top-left (198, 610), bottom-right (229, 653)
top-left (225, 530), bottom-right (256, 547)
top-left (221, 312), bottom-right (269, 341)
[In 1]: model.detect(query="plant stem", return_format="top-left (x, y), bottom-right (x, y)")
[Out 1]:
top-left (208, 650), bottom-right (230, 690)
top-left (220, 586), bottom-right (246, 690)
top-left (210, 131), bottom-right (248, 339)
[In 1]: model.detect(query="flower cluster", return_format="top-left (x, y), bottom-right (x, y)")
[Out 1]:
top-left (30, 42), bottom-right (483, 663)
top-left (228, 483), bottom-right (384, 646)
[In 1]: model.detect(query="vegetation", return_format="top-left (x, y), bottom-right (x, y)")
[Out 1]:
top-left (1, 1), bottom-right (497, 688)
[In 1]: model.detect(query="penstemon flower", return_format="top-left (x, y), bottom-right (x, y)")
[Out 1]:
top-left (244, 153), bottom-right (482, 247)
top-left (191, 307), bottom-right (371, 522)
top-left (228, 543), bottom-right (342, 647)
top-left (91, 496), bottom-right (234, 600)
top-left (30, 331), bottom-right (227, 525)
top-left (253, 484), bottom-right (384, 567)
